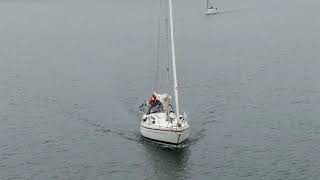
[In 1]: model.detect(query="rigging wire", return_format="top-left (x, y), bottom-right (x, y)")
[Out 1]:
top-left (165, 0), bottom-right (172, 97)
top-left (154, 0), bottom-right (173, 96)
top-left (154, 0), bottom-right (162, 92)
top-left (164, 0), bottom-right (170, 94)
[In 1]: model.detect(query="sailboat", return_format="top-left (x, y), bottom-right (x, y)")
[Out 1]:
top-left (205, 0), bottom-right (218, 15)
top-left (139, 0), bottom-right (190, 145)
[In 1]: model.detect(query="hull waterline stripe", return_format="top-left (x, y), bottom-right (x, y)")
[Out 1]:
top-left (141, 125), bottom-right (190, 132)
top-left (142, 136), bottom-right (187, 145)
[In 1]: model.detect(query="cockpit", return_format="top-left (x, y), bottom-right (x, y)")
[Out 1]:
top-left (147, 102), bottom-right (174, 114)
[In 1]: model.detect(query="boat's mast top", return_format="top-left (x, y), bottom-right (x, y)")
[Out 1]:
top-left (168, 0), bottom-right (180, 116)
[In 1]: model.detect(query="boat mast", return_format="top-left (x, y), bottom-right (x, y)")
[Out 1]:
top-left (168, 0), bottom-right (180, 116)
top-left (207, 0), bottom-right (209, 9)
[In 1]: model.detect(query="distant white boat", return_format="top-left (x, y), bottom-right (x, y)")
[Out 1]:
top-left (206, 0), bottom-right (218, 15)
top-left (139, 0), bottom-right (190, 145)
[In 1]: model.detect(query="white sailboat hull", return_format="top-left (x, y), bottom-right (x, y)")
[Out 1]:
top-left (140, 112), bottom-right (190, 145)
top-left (140, 124), bottom-right (190, 144)
top-left (206, 8), bottom-right (218, 15)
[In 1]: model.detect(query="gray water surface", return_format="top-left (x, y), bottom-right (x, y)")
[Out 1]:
top-left (1, 0), bottom-right (320, 179)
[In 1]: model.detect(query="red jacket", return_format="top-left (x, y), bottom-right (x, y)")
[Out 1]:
top-left (148, 95), bottom-right (157, 106)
